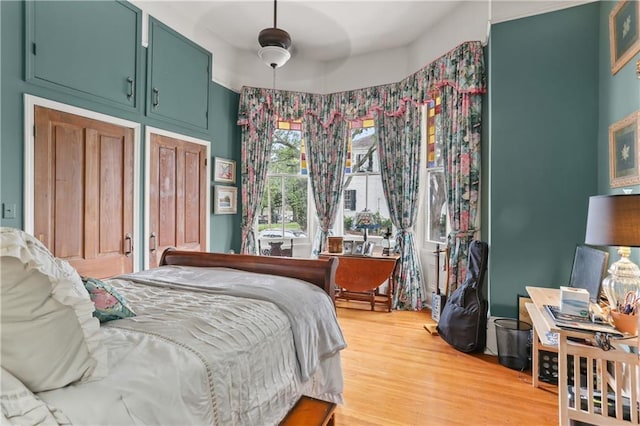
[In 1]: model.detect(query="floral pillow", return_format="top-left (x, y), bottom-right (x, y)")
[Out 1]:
top-left (82, 277), bottom-right (136, 323)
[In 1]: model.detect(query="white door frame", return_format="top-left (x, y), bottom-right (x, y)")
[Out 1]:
top-left (144, 126), bottom-right (211, 269)
top-left (23, 94), bottom-right (142, 272)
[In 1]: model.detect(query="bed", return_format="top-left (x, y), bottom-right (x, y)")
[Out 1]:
top-left (0, 228), bottom-right (345, 426)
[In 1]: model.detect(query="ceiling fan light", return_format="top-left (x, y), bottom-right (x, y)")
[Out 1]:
top-left (258, 45), bottom-right (291, 69)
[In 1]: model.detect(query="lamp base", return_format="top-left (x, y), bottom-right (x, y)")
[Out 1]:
top-left (601, 248), bottom-right (640, 311)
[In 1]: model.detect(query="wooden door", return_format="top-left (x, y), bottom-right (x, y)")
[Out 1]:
top-left (34, 106), bottom-right (134, 278)
top-left (148, 133), bottom-right (207, 268)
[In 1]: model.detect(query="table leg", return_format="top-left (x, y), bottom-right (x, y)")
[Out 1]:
top-left (532, 329), bottom-right (540, 388)
top-left (558, 333), bottom-right (568, 426)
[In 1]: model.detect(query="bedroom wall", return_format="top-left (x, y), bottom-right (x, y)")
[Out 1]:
top-left (487, 2), bottom-right (600, 317)
top-left (0, 1), bottom-right (242, 262)
top-left (596, 1), bottom-right (640, 264)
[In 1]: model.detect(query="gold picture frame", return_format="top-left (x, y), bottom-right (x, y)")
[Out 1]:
top-left (609, 0), bottom-right (640, 75)
top-left (214, 157), bottom-right (236, 184)
top-left (609, 111), bottom-right (640, 188)
top-left (213, 185), bottom-right (237, 214)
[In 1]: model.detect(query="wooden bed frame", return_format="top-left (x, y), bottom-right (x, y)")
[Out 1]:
top-left (159, 248), bottom-right (339, 302)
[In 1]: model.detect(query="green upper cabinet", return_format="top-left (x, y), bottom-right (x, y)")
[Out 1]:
top-left (146, 18), bottom-right (211, 131)
top-left (25, 1), bottom-right (141, 111)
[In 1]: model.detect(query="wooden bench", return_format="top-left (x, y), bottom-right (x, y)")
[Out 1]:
top-left (280, 396), bottom-right (336, 426)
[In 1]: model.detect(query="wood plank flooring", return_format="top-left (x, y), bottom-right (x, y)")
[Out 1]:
top-left (333, 303), bottom-right (558, 425)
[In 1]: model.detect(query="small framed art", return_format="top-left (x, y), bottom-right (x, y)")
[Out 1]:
top-left (517, 294), bottom-right (533, 327)
top-left (609, 0), bottom-right (640, 75)
top-left (213, 185), bottom-right (237, 214)
top-left (353, 241), bottom-right (365, 256)
top-left (609, 111), bottom-right (640, 188)
top-left (343, 240), bottom-right (354, 255)
top-left (214, 157), bottom-right (236, 183)
top-left (364, 241), bottom-right (376, 256)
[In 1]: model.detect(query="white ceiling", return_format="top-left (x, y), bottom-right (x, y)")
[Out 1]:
top-left (132, 0), bottom-right (595, 93)
top-left (158, 1), bottom-right (464, 62)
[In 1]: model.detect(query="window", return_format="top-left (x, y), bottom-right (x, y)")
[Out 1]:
top-left (343, 190), bottom-right (356, 211)
top-left (424, 97), bottom-right (449, 244)
top-left (342, 120), bottom-right (392, 239)
top-left (259, 120), bottom-right (310, 258)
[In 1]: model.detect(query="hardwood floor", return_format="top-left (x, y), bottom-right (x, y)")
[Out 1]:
top-left (333, 303), bottom-right (558, 425)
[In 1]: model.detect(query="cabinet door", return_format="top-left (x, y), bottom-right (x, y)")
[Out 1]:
top-left (147, 18), bottom-right (211, 131)
top-left (26, 1), bottom-right (141, 110)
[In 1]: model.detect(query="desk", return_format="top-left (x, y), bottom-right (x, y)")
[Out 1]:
top-left (526, 287), bottom-right (639, 425)
top-left (319, 252), bottom-right (400, 312)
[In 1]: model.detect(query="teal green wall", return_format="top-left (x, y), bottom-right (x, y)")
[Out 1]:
top-left (488, 3), bottom-right (600, 317)
top-left (597, 1), bottom-right (640, 194)
top-left (597, 1), bottom-right (640, 265)
top-left (0, 1), bottom-right (242, 260)
top-left (209, 82), bottom-right (242, 253)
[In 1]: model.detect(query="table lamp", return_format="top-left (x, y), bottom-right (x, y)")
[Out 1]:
top-left (584, 194), bottom-right (640, 312)
top-left (355, 209), bottom-right (379, 242)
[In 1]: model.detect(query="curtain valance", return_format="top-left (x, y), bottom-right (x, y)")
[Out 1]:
top-left (237, 40), bottom-right (486, 128)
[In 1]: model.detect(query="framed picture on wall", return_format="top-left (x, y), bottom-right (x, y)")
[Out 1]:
top-left (609, 0), bottom-right (640, 75)
top-left (214, 157), bottom-right (236, 183)
top-left (609, 111), bottom-right (640, 188)
top-left (213, 185), bottom-right (237, 214)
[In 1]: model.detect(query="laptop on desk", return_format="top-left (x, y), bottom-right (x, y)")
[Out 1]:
top-left (568, 244), bottom-right (609, 303)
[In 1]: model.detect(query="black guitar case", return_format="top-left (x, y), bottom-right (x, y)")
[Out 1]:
top-left (437, 240), bottom-right (489, 353)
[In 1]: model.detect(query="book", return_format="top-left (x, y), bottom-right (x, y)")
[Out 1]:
top-left (544, 305), bottom-right (623, 336)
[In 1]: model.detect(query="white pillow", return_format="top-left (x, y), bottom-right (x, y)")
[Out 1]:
top-left (0, 227), bottom-right (106, 392)
top-left (1, 367), bottom-right (70, 425)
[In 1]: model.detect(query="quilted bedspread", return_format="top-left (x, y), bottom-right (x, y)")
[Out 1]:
top-left (37, 266), bottom-right (345, 426)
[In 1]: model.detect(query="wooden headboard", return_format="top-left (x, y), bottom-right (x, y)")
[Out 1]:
top-left (159, 249), bottom-right (338, 302)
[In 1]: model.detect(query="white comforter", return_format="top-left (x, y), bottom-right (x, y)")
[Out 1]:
top-left (37, 266), bottom-right (345, 426)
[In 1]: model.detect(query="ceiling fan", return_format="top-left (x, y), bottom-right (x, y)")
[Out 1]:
top-left (258, 0), bottom-right (292, 69)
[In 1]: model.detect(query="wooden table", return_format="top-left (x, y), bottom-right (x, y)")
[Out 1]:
top-left (319, 252), bottom-right (400, 312)
top-left (526, 286), bottom-right (639, 425)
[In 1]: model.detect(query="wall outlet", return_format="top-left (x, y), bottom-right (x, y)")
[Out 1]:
top-left (2, 203), bottom-right (16, 219)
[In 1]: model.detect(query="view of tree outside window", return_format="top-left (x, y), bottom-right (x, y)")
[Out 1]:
top-left (425, 98), bottom-right (449, 243)
top-left (258, 123), bottom-right (309, 257)
top-left (343, 121), bottom-right (392, 238)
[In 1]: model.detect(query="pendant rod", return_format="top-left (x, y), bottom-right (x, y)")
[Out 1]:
top-left (273, 0), bottom-right (278, 28)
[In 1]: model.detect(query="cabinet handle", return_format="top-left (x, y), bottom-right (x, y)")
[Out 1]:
top-left (126, 77), bottom-right (134, 100)
top-left (124, 232), bottom-right (133, 257)
top-left (152, 88), bottom-right (160, 109)
top-left (149, 232), bottom-right (157, 253)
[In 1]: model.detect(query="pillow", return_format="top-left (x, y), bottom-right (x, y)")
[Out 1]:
top-left (1, 367), bottom-right (70, 425)
top-left (82, 276), bottom-right (136, 322)
top-left (0, 227), bottom-right (107, 393)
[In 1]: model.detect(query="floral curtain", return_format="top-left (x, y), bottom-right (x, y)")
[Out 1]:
top-left (375, 104), bottom-right (426, 310)
top-left (239, 102), bottom-right (275, 255)
top-left (304, 116), bottom-right (349, 256)
top-left (440, 88), bottom-right (483, 293)
top-left (237, 40), bottom-right (486, 302)
top-left (238, 42), bottom-right (485, 128)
